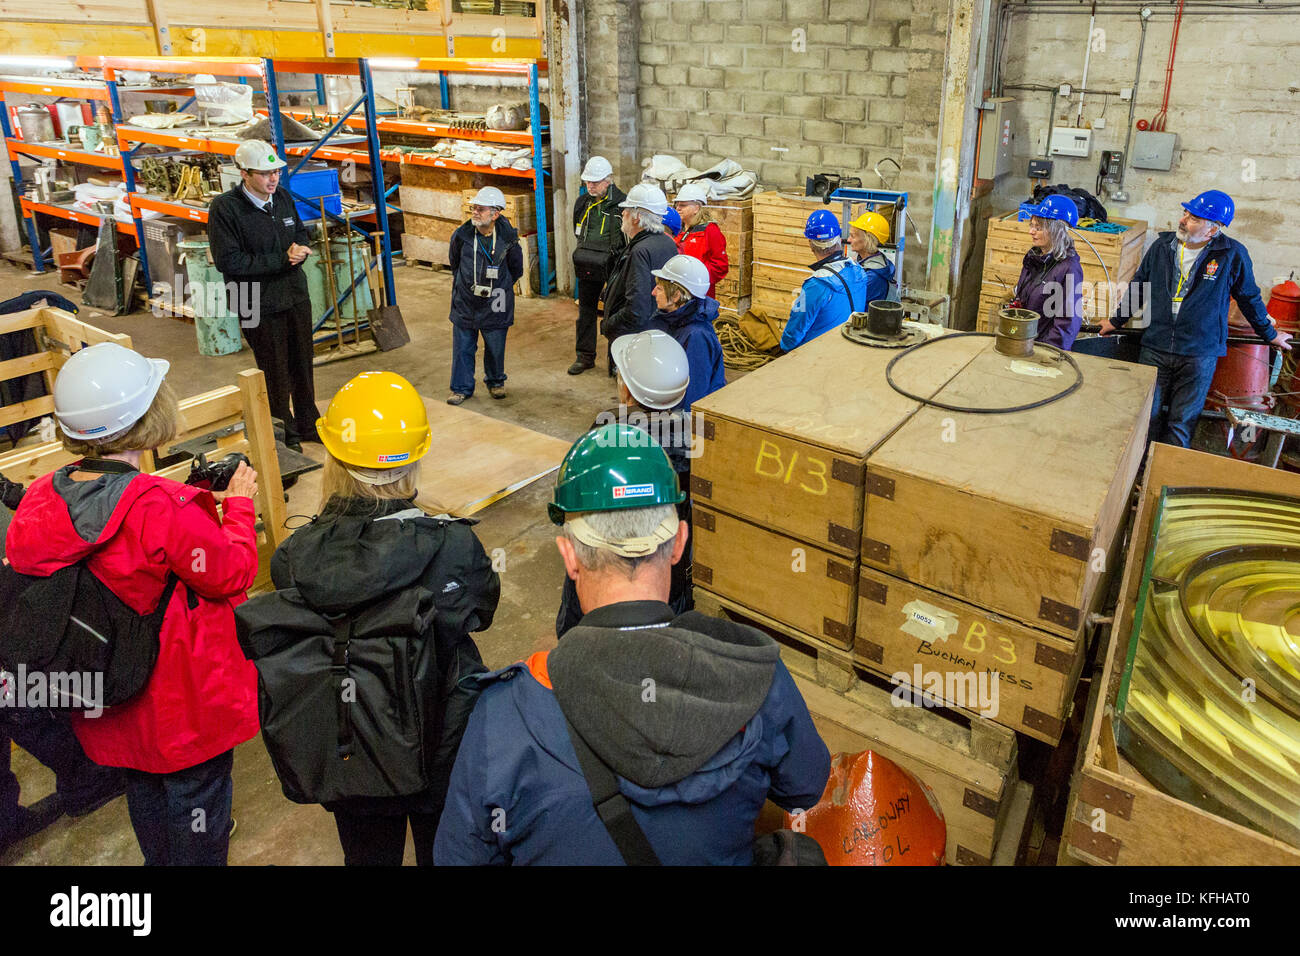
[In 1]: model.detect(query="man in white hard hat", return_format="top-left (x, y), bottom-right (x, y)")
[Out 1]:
top-left (568, 156), bottom-right (627, 376)
top-left (554, 329), bottom-right (696, 638)
top-left (598, 183), bottom-right (678, 375)
top-left (209, 139), bottom-right (318, 451)
top-left (446, 186), bottom-right (523, 405)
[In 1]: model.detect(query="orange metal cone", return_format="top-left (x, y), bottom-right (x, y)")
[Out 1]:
top-left (785, 750), bottom-right (946, 866)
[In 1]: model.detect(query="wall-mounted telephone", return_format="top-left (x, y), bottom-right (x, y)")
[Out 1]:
top-left (1099, 150), bottom-right (1124, 185)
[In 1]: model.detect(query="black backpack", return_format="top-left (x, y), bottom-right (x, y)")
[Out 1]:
top-left (0, 560), bottom-right (178, 710)
top-left (235, 585), bottom-right (446, 804)
top-left (1030, 183), bottom-right (1108, 223)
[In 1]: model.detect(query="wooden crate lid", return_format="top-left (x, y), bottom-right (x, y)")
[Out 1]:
top-left (870, 338), bottom-right (1157, 528)
top-left (693, 330), bottom-right (987, 458)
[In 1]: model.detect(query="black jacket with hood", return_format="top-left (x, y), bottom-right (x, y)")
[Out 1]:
top-left (242, 496), bottom-right (499, 816)
top-left (600, 228), bottom-right (679, 341)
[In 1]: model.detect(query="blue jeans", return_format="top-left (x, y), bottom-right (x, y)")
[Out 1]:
top-left (1139, 346), bottom-right (1220, 448)
top-left (450, 325), bottom-right (507, 396)
top-left (123, 749), bottom-right (234, 866)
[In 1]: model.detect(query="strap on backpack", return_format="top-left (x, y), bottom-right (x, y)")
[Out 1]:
top-left (328, 615), bottom-right (354, 760)
top-left (562, 715), bottom-right (661, 866)
top-left (817, 263), bottom-right (860, 314)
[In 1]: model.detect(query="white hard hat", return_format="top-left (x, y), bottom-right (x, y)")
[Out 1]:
top-left (581, 155), bottom-right (613, 182)
top-left (652, 254), bottom-right (711, 299)
top-left (470, 186), bottom-right (506, 210)
top-left (54, 342), bottom-right (170, 442)
top-left (674, 181), bottom-right (710, 205)
top-left (234, 139), bottom-right (287, 172)
top-left (611, 330), bottom-right (689, 410)
top-left (619, 182), bottom-right (669, 217)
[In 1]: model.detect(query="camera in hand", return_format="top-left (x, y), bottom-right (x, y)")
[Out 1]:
top-left (185, 452), bottom-right (251, 492)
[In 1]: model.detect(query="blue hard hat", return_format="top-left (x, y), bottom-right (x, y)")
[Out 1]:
top-left (1017, 194), bottom-right (1079, 227)
top-left (804, 208), bottom-right (842, 241)
top-left (662, 206), bottom-right (681, 237)
top-left (1182, 190), bottom-right (1234, 227)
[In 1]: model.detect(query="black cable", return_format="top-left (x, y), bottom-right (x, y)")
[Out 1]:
top-left (885, 332), bottom-right (1086, 413)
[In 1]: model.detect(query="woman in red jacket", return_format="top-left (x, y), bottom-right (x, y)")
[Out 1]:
top-left (673, 181), bottom-right (729, 297)
top-left (5, 342), bottom-right (261, 866)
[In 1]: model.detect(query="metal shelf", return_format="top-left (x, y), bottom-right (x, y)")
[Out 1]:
top-left (281, 108), bottom-right (542, 147)
top-left (5, 138), bottom-right (124, 170)
top-left (19, 196), bottom-right (136, 236)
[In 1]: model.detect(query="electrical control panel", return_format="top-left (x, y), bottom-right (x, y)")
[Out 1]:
top-left (976, 97), bottom-right (1017, 180)
top-left (1131, 131), bottom-right (1178, 170)
top-left (1049, 127), bottom-right (1092, 158)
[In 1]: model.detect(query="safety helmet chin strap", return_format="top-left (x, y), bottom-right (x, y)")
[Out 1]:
top-left (566, 512), bottom-right (678, 559)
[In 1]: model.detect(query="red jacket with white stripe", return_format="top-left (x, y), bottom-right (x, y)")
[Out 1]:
top-left (6, 464), bottom-right (260, 773)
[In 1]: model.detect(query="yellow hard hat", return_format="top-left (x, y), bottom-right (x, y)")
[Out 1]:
top-left (850, 210), bottom-right (890, 245)
top-left (316, 371), bottom-right (432, 470)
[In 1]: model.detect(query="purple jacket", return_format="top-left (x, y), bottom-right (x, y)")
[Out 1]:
top-left (1012, 248), bottom-right (1084, 350)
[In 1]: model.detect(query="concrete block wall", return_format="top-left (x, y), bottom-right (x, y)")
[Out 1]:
top-left (634, 0), bottom-right (915, 193)
top-left (993, 11), bottom-right (1300, 286)
top-left (622, 0), bottom-right (953, 286)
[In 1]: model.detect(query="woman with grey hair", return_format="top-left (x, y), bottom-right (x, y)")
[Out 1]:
top-left (1012, 195), bottom-right (1085, 350)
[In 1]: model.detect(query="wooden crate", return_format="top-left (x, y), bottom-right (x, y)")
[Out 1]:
top-left (692, 331), bottom-right (988, 558)
top-left (977, 213), bottom-right (1147, 331)
top-left (401, 164), bottom-right (485, 192)
top-left (693, 504), bottom-right (858, 648)
top-left (404, 213), bottom-right (460, 243)
top-left (1063, 444), bottom-right (1300, 866)
top-left (401, 232), bottom-right (449, 266)
top-left (862, 338), bottom-right (1156, 639)
top-left (855, 565), bottom-right (1088, 745)
top-left (399, 185), bottom-right (465, 221)
top-left (699, 588), bottom-right (1021, 867)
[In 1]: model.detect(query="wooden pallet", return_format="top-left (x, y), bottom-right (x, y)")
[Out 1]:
top-left (697, 588), bottom-right (1021, 866)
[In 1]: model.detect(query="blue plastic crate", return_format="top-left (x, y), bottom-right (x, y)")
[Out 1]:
top-left (289, 166), bottom-right (342, 222)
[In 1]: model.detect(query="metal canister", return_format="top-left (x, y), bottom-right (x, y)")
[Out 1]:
top-left (16, 104), bottom-right (55, 143)
top-left (995, 307), bottom-right (1039, 357)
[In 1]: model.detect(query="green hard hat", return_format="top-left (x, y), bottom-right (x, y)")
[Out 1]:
top-left (548, 423), bottom-right (685, 525)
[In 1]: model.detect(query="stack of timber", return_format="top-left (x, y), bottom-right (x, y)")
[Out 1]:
top-left (750, 190), bottom-right (873, 322)
top-left (1061, 444), bottom-right (1300, 866)
top-left (691, 328), bottom-right (1156, 861)
top-left (977, 213), bottom-right (1147, 331)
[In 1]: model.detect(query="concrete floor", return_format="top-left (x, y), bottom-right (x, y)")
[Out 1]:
top-left (0, 258), bottom-right (622, 865)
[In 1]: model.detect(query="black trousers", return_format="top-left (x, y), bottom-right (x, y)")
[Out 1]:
top-left (575, 275), bottom-right (603, 362)
top-left (243, 298), bottom-right (317, 444)
top-left (333, 810), bottom-right (440, 866)
top-left (0, 709), bottom-right (120, 842)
